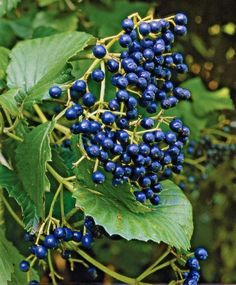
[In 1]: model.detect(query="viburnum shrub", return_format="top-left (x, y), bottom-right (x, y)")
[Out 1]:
top-left (0, 11), bottom-right (209, 285)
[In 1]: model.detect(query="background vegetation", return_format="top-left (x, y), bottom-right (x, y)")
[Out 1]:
top-left (0, 0), bottom-right (235, 283)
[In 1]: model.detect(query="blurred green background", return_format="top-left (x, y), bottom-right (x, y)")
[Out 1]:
top-left (1, 0), bottom-right (236, 283)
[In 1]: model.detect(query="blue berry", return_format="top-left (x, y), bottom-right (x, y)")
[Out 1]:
top-left (116, 90), bottom-right (129, 101)
top-left (49, 85), bottom-right (62, 98)
top-left (63, 227), bottom-right (73, 241)
top-left (53, 227), bottom-right (65, 239)
top-left (19, 260), bottom-right (30, 272)
top-left (107, 59), bottom-right (119, 73)
top-left (35, 245), bottom-right (47, 259)
top-left (134, 191), bottom-right (146, 203)
top-left (44, 234), bottom-right (58, 249)
top-left (139, 22), bottom-right (151, 35)
top-left (73, 231), bottom-right (82, 242)
top-left (87, 266), bottom-right (98, 280)
top-left (72, 80), bottom-right (86, 94)
top-left (101, 111), bottom-right (116, 125)
top-left (93, 45), bottom-right (107, 58)
top-left (104, 161), bottom-right (116, 172)
top-left (150, 21), bottom-right (161, 33)
top-left (174, 25), bottom-right (187, 36)
top-left (140, 118), bottom-right (154, 129)
top-left (65, 106), bottom-right (79, 120)
top-left (81, 233), bottom-right (93, 247)
top-left (174, 13), bottom-right (188, 25)
top-left (91, 69), bottom-right (105, 82)
top-left (127, 144), bottom-right (139, 156)
top-left (186, 257), bottom-right (200, 271)
top-left (119, 34), bottom-right (132, 47)
top-left (170, 118), bottom-right (183, 132)
top-left (151, 194), bottom-right (160, 205)
top-left (122, 18), bottom-right (134, 31)
top-left (24, 232), bottom-right (35, 242)
top-left (83, 92), bottom-right (95, 107)
top-left (92, 171), bottom-right (105, 184)
top-left (194, 247), bottom-right (208, 260)
top-left (86, 145), bottom-right (100, 158)
top-left (109, 99), bottom-right (120, 111)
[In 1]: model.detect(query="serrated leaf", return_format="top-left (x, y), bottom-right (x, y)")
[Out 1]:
top-left (15, 122), bottom-right (54, 217)
top-left (7, 32), bottom-right (95, 108)
top-left (0, 47), bottom-right (9, 80)
top-left (0, 165), bottom-right (39, 230)
top-left (0, 228), bottom-right (38, 285)
top-left (0, 89), bottom-right (19, 116)
top-left (0, 0), bottom-right (21, 17)
top-left (33, 11), bottom-right (78, 32)
top-left (73, 179), bottom-right (193, 250)
top-left (182, 77), bottom-right (234, 117)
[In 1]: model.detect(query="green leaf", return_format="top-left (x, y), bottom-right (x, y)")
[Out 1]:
top-left (15, 122), bottom-right (54, 217)
top-left (0, 89), bottom-right (19, 117)
top-left (182, 77), bottom-right (234, 117)
top-left (0, 228), bottom-right (38, 285)
top-left (0, 47), bottom-right (9, 80)
top-left (0, 165), bottom-right (39, 230)
top-left (33, 11), bottom-right (78, 32)
top-left (38, 0), bottom-right (59, 7)
top-left (73, 177), bottom-right (193, 250)
top-left (7, 32), bottom-right (95, 108)
top-left (0, 20), bottom-right (15, 47)
top-left (0, 0), bottom-right (21, 17)
top-left (81, 0), bottom-right (150, 37)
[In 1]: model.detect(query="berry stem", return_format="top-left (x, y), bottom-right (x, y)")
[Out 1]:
top-left (75, 247), bottom-right (152, 285)
top-left (48, 250), bottom-right (57, 285)
top-left (46, 164), bottom-right (74, 193)
top-left (48, 184), bottom-right (63, 218)
top-left (1, 194), bottom-right (24, 228)
top-left (136, 247), bottom-right (171, 281)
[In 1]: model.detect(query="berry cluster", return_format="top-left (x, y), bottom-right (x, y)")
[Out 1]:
top-left (183, 247), bottom-right (208, 285)
top-left (19, 217), bottom-right (97, 284)
top-left (187, 135), bottom-right (236, 167)
top-left (178, 126), bottom-right (236, 191)
top-left (48, 13), bottom-right (190, 206)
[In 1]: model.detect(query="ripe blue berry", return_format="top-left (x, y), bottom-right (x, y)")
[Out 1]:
top-left (92, 171), bottom-right (105, 184)
top-left (134, 191), bottom-right (146, 203)
top-left (174, 13), bottom-right (188, 25)
top-left (19, 260), bottom-right (30, 272)
top-left (65, 106), bottom-right (79, 120)
top-left (53, 227), bottom-right (65, 239)
top-left (91, 69), bottom-right (105, 82)
top-left (174, 25), bottom-right (187, 36)
top-left (139, 22), bottom-right (151, 35)
top-left (194, 247), bottom-right (208, 260)
top-left (106, 59), bottom-right (119, 73)
top-left (105, 161), bottom-right (116, 172)
top-left (72, 80), bottom-right (86, 94)
top-left (87, 266), bottom-right (98, 280)
top-left (121, 18), bottom-right (134, 31)
top-left (81, 233), bottom-right (93, 247)
top-left (83, 92), bottom-right (95, 107)
top-left (140, 118), bottom-right (154, 129)
top-left (151, 194), bottom-right (160, 205)
top-left (49, 85), bottom-right (62, 98)
top-left (93, 45), bottom-right (107, 58)
top-left (101, 111), bottom-right (116, 125)
top-left (73, 231), bottom-right (82, 242)
top-left (44, 234), bottom-right (58, 249)
top-left (86, 145), bottom-right (100, 158)
top-left (35, 245), bottom-right (47, 259)
top-left (119, 34), bottom-right (132, 47)
top-left (186, 257), bottom-right (200, 271)
top-left (63, 227), bottom-right (73, 241)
